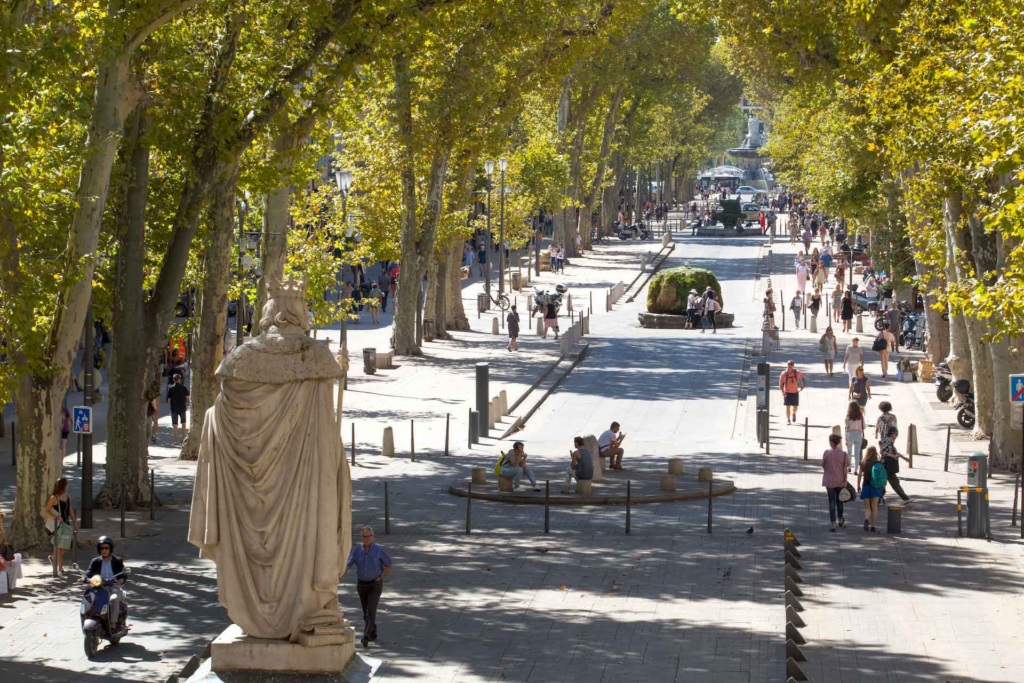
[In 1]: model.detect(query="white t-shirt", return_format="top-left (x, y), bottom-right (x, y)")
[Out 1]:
top-left (597, 429), bottom-right (617, 450)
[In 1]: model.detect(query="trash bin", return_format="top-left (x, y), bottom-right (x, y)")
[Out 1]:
top-left (966, 452), bottom-right (990, 538)
top-left (477, 292), bottom-right (489, 313)
top-left (362, 348), bottom-right (376, 375)
top-left (511, 272), bottom-right (521, 291)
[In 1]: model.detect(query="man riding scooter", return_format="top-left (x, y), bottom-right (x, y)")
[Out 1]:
top-left (83, 535), bottom-right (127, 629)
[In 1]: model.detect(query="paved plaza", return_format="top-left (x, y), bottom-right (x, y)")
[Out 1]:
top-left (2, 212), bottom-right (1023, 682)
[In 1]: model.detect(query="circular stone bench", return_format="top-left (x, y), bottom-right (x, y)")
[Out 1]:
top-left (638, 312), bottom-right (735, 329)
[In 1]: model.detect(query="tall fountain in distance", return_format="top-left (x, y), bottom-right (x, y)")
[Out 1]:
top-left (726, 98), bottom-right (773, 190)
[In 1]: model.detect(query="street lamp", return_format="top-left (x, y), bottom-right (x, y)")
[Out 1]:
top-left (484, 161), bottom-right (494, 297)
top-left (334, 170), bottom-right (353, 347)
top-left (498, 158), bottom-right (507, 294)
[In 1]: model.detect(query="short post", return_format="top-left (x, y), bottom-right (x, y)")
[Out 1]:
top-left (468, 409), bottom-right (477, 447)
top-left (410, 419), bottom-right (415, 462)
top-left (466, 481), bottom-right (472, 535)
top-left (706, 476), bottom-right (713, 533)
top-left (625, 480), bottom-right (631, 534)
top-left (781, 291), bottom-right (785, 331)
top-left (444, 413), bottom-right (450, 456)
top-left (803, 418), bottom-right (808, 461)
top-left (120, 488), bottom-right (126, 539)
top-left (957, 488), bottom-right (963, 536)
top-left (10, 422), bottom-right (15, 467)
top-left (351, 423), bottom-right (356, 466)
top-left (77, 434), bottom-right (82, 468)
top-left (544, 480), bottom-right (550, 534)
top-left (149, 468), bottom-right (155, 521)
top-left (590, 291), bottom-right (593, 313)
top-left (384, 482), bottom-right (390, 535)
top-left (1012, 472), bottom-right (1019, 527)
top-left (944, 425), bottom-right (951, 472)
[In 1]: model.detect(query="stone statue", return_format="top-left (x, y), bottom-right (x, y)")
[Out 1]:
top-left (189, 275), bottom-right (353, 645)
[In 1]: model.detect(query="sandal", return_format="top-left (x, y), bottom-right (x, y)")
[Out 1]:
top-left (863, 519), bottom-right (869, 531)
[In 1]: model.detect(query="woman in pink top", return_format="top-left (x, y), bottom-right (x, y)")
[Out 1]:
top-left (821, 433), bottom-right (850, 531)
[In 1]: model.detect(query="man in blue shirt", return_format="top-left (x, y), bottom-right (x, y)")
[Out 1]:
top-left (344, 526), bottom-right (392, 649)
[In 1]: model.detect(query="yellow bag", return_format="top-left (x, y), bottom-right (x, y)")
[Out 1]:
top-left (494, 451), bottom-right (507, 477)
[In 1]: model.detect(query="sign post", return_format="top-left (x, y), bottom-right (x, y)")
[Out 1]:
top-left (1009, 375), bottom-right (1024, 540)
top-left (72, 407), bottom-right (93, 435)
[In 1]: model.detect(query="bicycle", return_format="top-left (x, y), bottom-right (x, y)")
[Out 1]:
top-left (487, 290), bottom-right (511, 312)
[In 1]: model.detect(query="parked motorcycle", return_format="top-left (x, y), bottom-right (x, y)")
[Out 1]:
top-left (636, 221), bottom-right (651, 240)
top-left (532, 285), bottom-right (566, 316)
top-left (80, 569), bottom-right (130, 658)
top-left (953, 379), bottom-right (976, 429)
top-left (900, 312), bottom-right (924, 350)
top-left (934, 362), bottom-right (954, 402)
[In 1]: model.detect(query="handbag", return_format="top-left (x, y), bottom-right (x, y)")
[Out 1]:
top-left (55, 522), bottom-right (74, 550)
top-left (861, 438), bottom-right (868, 450)
top-left (838, 483), bottom-right (856, 503)
top-left (872, 336), bottom-right (887, 351)
top-left (0, 542), bottom-right (13, 562)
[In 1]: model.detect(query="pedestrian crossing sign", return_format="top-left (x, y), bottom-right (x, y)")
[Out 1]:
top-left (1011, 375), bottom-right (1024, 403)
top-left (72, 406), bottom-right (92, 435)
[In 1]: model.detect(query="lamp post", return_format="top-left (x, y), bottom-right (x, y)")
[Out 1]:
top-left (236, 191), bottom-right (250, 349)
top-left (498, 158), bottom-right (507, 295)
top-left (485, 160), bottom-right (494, 297)
top-left (334, 169), bottom-right (353, 346)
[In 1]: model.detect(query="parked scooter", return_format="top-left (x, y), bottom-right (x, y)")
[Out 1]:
top-left (616, 221), bottom-right (637, 240)
top-left (934, 362), bottom-right (954, 402)
top-left (900, 312), bottom-right (924, 350)
top-left (80, 569), bottom-right (131, 658)
top-left (953, 379), bottom-right (976, 429)
top-left (532, 285), bottom-right (566, 315)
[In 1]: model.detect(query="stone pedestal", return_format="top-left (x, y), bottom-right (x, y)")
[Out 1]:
top-left (498, 476), bottom-right (515, 492)
top-left (211, 623), bottom-right (355, 676)
top-left (668, 458), bottom-right (683, 475)
top-left (488, 399), bottom-right (498, 428)
top-left (381, 427), bottom-right (395, 457)
top-left (492, 317), bottom-right (499, 335)
top-left (583, 434), bottom-right (602, 481)
top-left (536, 317), bottom-right (544, 336)
top-left (809, 315), bottom-right (817, 333)
top-left (471, 467), bottom-right (487, 484)
top-left (576, 480), bottom-right (592, 495)
top-left (856, 314), bottom-right (864, 333)
top-left (660, 475), bottom-right (677, 492)
top-left (697, 467), bottom-right (713, 482)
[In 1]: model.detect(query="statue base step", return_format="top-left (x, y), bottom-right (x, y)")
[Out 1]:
top-left (211, 624), bottom-right (355, 676)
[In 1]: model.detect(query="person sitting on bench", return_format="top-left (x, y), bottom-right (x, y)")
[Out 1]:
top-left (597, 422), bottom-right (626, 471)
top-left (503, 441), bottom-right (541, 492)
top-left (563, 436), bottom-right (594, 494)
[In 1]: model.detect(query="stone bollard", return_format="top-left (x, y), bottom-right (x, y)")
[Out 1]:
top-left (660, 475), bottom-right (677, 492)
top-left (471, 467), bottom-right (487, 484)
top-left (832, 424), bottom-right (841, 437)
top-left (499, 390), bottom-right (508, 416)
top-left (488, 399), bottom-right (498, 429)
top-left (856, 313), bottom-right (864, 333)
top-left (583, 434), bottom-right (602, 481)
top-left (492, 317), bottom-right (499, 335)
top-left (576, 480), bottom-right (592, 495)
top-left (382, 427), bottom-right (395, 457)
top-left (697, 467), bottom-right (713, 482)
top-left (497, 476), bottom-right (514, 492)
top-left (809, 315), bottom-right (817, 333)
top-left (536, 316), bottom-right (544, 336)
top-left (668, 458), bottom-right (684, 475)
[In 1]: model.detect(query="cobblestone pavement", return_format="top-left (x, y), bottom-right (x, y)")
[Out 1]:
top-left (2, 212), bottom-right (1022, 682)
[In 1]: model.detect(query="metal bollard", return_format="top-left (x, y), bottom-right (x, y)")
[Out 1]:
top-left (1013, 473), bottom-right (1019, 527)
top-left (944, 426), bottom-right (951, 472)
top-left (544, 481), bottom-right (550, 534)
top-left (77, 434), bottom-right (82, 468)
top-left (410, 419), bottom-right (415, 462)
top-left (445, 413), bottom-right (450, 456)
top-left (887, 505), bottom-right (901, 534)
top-left (468, 409), bottom-right (478, 446)
top-left (803, 418), bottom-right (808, 460)
top-left (120, 489), bottom-right (126, 539)
top-left (466, 481), bottom-right (472, 535)
top-left (384, 482), bottom-right (390, 534)
top-left (707, 476), bottom-right (713, 533)
top-left (625, 480), bottom-right (631, 535)
top-left (351, 423), bottom-right (356, 466)
top-left (957, 489), bottom-right (963, 536)
top-left (149, 469), bottom-right (155, 521)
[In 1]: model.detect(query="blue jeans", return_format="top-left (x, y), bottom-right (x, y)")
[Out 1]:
top-left (847, 430), bottom-right (863, 469)
top-left (826, 487), bottom-right (845, 524)
top-left (502, 466), bottom-right (537, 488)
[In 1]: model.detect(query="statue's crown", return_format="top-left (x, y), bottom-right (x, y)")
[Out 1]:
top-left (267, 274), bottom-right (307, 300)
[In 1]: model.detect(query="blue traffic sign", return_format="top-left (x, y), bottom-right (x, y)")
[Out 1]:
top-left (1011, 375), bottom-right (1024, 403)
top-left (72, 406), bottom-right (92, 434)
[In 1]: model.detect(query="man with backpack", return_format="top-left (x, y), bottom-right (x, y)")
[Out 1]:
top-left (496, 442), bottom-right (540, 492)
top-left (779, 360), bottom-right (806, 425)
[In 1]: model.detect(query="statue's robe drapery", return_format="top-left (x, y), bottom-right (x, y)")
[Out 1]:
top-left (188, 334), bottom-right (352, 640)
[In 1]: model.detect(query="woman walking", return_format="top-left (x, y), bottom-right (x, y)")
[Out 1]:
top-left (848, 365), bottom-right (871, 408)
top-left (880, 426), bottom-right (912, 503)
top-left (790, 293), bottom-right (802, 328)
top-left (845, 401), bottom-right (866, 474)
top-left (819, 326), bottom-right (837, 375)
top-left (809, 288), bottom-right (822, 321)
top-left (840, 290), bottom-right (854, 333)
top-left (795, 259), bottom-right (809, 299)
top-left (506, 305), bottom-right (520, 352)
top-left (877, 323), bottom-right (896, 377)
top-left (543, 300), bottom-right (559, 339)
top-left (821, 433), bottom-right (850, 531)
top-left (43, 477), bottom-right (76, 573)
top-left (859, 446), bottom-right (885, 532)
top-left (832, 282), bottom-right (843, 323)
top-left (875, 401), bottom-right (898, 442)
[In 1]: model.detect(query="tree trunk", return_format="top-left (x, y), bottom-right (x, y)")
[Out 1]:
top-left (664, 156), bottom-right (677, 207)
top-left (445, 239), bottom-right (470, 331)
top-left (965, 202), bottom-right (999, 437)
top-left (423, 249), bottom-right (441, 341)
top-left (101, 106), bottom-right (151, 509)
top-left (579, 87), bottom-right (624, 251)
top-left (253, 129), bottom-right (298, 336)
top-left (913, 255), bottom-right (949, 364)
top-left (182, 163), bottom-right (240, 461)
top-left (948, 192), bottom-right (993, 436)
top-left (10, 375), bottom-right (60, 548)
top-left (943, 191), bottom-right (972, 383)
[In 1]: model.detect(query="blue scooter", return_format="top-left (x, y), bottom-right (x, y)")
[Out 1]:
top-left (80, 569), bottom-right (130, 658)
